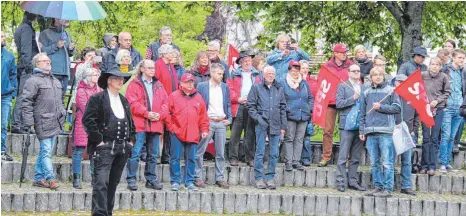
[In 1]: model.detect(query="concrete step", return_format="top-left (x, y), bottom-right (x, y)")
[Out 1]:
top-left (1, 182), bottom-right (465, 215)
top-left (2, 158), bottom-right (466, 195)
top-left (5, 133), bottom-right (466, 169)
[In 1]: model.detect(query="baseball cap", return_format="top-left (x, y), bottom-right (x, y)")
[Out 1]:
top-left (333, 43), bottom-right (348, 53)
top-left (289, 60), bottom-right (301, 68)
top-left (180, 73), bottom-right (195, 82)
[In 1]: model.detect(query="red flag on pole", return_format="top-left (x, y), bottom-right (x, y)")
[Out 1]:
top-left (227, 44), bottom-right (240, 73)
top-left (312, 66), bottom-right (343, 128)
top-left (393, 69), bottom-right (435, 127)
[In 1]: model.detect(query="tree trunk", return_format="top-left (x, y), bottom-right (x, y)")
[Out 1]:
top-left (382, 1), bottom-right (424, 67)
top-left (196, 2), bottom-right (226, 45)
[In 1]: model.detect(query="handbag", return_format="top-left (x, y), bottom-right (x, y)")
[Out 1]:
top-left (393, 104), bottom-right (415, 155)
top-left (344, 85), bottom-right (361, 131)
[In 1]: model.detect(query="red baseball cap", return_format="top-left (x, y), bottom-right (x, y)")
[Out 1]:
top-left (289, 60), bottom-right (301, 68)
top-left (333, 43), bottom-right (348, 53)
top-left (180, 73), bottom-right (195, 82)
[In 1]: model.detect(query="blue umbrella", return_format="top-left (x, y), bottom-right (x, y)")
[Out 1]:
top-left (21, 1), bottom-right (107, 21)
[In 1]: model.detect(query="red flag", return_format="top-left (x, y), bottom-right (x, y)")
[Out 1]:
top-left (312, 66), bottom-right (342, 128)
top-left (227, 44), bottom-right (240, 73)
top-left (393, 69), bottom-right (435, 127)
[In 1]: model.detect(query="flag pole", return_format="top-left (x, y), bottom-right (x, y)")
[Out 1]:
top-left (365, 90), bottom-right (395, 114)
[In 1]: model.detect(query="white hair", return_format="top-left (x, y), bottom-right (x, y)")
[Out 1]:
top-left (158, 44), bottom-right (174, 58)
top-left (115, 49), bottom-right (131, 65)
top-left (263, 65), bottom-right (276, 74)
top-left (82, 68), bottom-right (100, 84)
top-left (207, 40), bottom-right (221, 51)
top-left (32, 53), bottom-right (48, 67)
top-left (159, 26), bottom-right (172, 36)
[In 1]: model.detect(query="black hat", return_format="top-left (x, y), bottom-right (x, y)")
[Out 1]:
top-left (97, 67), bottom-right (132, 89)
top-left (236, 50), bottom-right (255, 64)
top-left (411, 46), bottom-right (428, 57)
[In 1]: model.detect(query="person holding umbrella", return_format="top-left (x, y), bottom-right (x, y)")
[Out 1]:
top-left (82, 67), bottom-right (134, 216)
top-left (22, 53), bottom-right (66, 190)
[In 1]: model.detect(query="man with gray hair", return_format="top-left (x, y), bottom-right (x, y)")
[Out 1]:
top-left (146, 26), bottom-right (180, 61)
top-left (101, 31), bottom-right (142, 73)
top-left (22, 53), bottom-right (66, 190)
top-left (207, 40), bottom-right (229, 81)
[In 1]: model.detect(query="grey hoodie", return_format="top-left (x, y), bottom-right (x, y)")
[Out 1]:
top-left (98, 33), bottom-right (117, 56)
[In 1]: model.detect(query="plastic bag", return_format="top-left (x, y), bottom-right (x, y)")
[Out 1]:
top-left (344, 101), bottom-right (360, 131)
top-left (393, 121), bottom-right (416, 155)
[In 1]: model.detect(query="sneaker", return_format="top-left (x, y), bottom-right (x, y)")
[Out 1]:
top-left (256, 181), bottom-right (267, 189)
top-left (1, 152), bottom-right (13, 161)
top-left (365, 188), bottom-right (382, 196)
top-left (32, 180), bottom-right (49, 188)
top-left (317, 160), bottom-right (328, 167)
top-left (186, 184), bottom-right (199, 191)
top-left (194, 179), bottom-right (206, 188)
top-left (216, 180), bottom-right (230, 189)
top-left (439, 165), bottom-right (447, 173)
top-left (293, 163), bottom-right (304, 171)
top-left (452, 145), bottom-right (460, 153)
top-left (171, 183), bottom-right (180, 191)
top-left (446, 165), bottom-right (459, 172)
top-left (374, 190), bottom-right (392, 198)
top-left (285, 162), bottom-right (293, 171)
top-left (48, 180), bottom-right (60, 190)
top-left (127, 182), bottom-right (138, 191)
top-left (301, 159), bottom-right (311, 167)
top-left (266, 180), bottom-right (276, 190)
top-left (145, 181), bottom-right (163, 190)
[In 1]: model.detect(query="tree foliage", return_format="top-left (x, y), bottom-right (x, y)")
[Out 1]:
top-left (1, 1), bottom-right (212, 65)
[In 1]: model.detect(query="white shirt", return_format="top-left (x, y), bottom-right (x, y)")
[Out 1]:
top-left (240, 71), bottom-right (253, 98)
top-left (208, 81), bottom-right (226, 118)
top-left (108, 90), bottom-right (125, 119)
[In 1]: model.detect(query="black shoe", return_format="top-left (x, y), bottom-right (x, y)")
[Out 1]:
top-left (400, 188), bottom-right (416, 196)
top-left (337, 185), bottom-right (345, 192)
top-left (161, 160), bottom-right (169, 164)
top-left (348, 184), bottom-right (367, 191)
top-left (72, 174), bottom-right (82, 189)
top-left (285, 162), bottom-right (293, 171)
top-left (127, 182), bottom-right (138, 191)
top-left (293, 163), bottom-right (304, 170)
top-left (1, 152), bottom-right (13, 161)
top-left (452, 145), bottom-right (460, 154)
top-left (145, 181), bottom-right (163, 190)
top-left (11, 128), bottom-right (27, 134)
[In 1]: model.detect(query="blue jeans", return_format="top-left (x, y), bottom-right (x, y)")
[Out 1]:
top-left (366, 135), bottom-right (395, 192)
top-left (126, 132), bottom-right (160, 183)
top-left (300, 135), bottom-right (311, 162)
top-left (439, 107), bottom-right (464, 166)
top-left (72, 146), bottom-right (86, 174)
top-left (421, 109), bottom-right (444, 171)
top-left (1, 95), bottom-right (12, 153)
top-left (34, 136), bottom-right (57, 182)
top-left (400, 148), bottom-right (412, 190)
top-left (169, 134), bottom-right (197, 186)
top-left (254, 124), bottom-right (280, 182)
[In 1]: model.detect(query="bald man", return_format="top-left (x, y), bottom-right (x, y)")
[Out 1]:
top-left (101, 31), bottom-right (142, 73)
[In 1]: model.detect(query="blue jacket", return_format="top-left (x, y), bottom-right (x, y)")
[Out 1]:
top-left (39, 26), bottom-right (76, 76)
top-left (397, 58), bottom-right (427, 76)
top-left (196, 81), bottom-right (233, 122)
top-left (1, 47), bottom-right (17, 97)
top-left (280, 79), bottom-right (313, 121)
top-left (359, 82), bottom-right (401, 135)
top-left (266, 49), bottom-right (310, 81)
top-left (174, 64), bottom-right (185, 81)
top-left (246, 81), bottom-right (287, 135)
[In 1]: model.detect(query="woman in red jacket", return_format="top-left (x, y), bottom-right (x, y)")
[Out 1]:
top-left (125, 59), bottom-right (168, 190)
top-left (73, 67), bottom-right (102, 189)
top-left (166, 73), bottom-right (209, 191)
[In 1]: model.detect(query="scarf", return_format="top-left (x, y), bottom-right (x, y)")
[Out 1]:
top-left (120, 65), bottom-right (129, 73)
top-left (286, 73), bottom-right (302, 89)
top-left (198, 65), bottom-right (209, 75)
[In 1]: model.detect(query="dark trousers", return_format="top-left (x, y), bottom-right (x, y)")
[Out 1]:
top-left (11, 71), bottom-right (32, 130)
top-left (161, 127), bottom-right (171, 163)
top-left (421, 109), bottom-right (444, 171)
top-left (53, 74), bottom-right (69, 100)
top-left (229, 104), bottom-right (255, 162)
top-left (92, 141), bottom-right (130, 216)
top-left (336, 130), bottom-right (363, 187)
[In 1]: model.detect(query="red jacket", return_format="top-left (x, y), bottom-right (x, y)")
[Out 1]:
top-left (165, 89), bottom-right (209, 144)
top-left (226, 69), bottom-right (263, 117)
top-left (155, 58), bottom-right (178, 95)
top-left (74, 81), bottom-right (102, 147)
top-left (321, 57), bottom-right (355, 105)
top-left (305, 75), bottom-right (319, 97)
top-left (125, 75), bottom-right (169, 133)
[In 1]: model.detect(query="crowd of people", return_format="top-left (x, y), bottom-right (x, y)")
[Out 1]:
top-left (1, 12), bottom-right (466, 216)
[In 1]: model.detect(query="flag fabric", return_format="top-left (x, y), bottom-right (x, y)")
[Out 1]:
top-left (227, 44), bottom-right (240, 73)
top-left (393, 69), bottom-right (435, 127)
top-left (312, 66), bottom-right (343, 128)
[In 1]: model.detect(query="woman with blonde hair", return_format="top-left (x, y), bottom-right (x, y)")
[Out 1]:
top-left (170, 49), bottom-right (185, 81)
top-left (189, 50), bottom-right (211, 86)
top-left (352, 45), bottom-right (373, 79)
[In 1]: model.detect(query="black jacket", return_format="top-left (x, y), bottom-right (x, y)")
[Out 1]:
top-left (246, 81), bottom-right (287, 135)
top-left (82, 90), bottom-right (136, 155)
top-left (14, 18), bottom-right (39, 73)
top-left (354, 57), bottom-right (373, 79)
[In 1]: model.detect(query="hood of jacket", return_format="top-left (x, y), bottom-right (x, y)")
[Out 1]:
top-left (102, 33), bottom-right (117, 48)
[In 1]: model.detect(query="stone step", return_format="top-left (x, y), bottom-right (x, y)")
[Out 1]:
top-left (2, 159), bottom-right (466, 195)
top-left (1, 182), bottom-right (465, 215)
top-left (5, 133), bottom-right (466, 169)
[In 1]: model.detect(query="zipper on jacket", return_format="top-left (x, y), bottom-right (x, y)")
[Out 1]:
top-left (123, 142), bottom-right (125, 154)
top-left (111, 140), bottom-right (115, 155)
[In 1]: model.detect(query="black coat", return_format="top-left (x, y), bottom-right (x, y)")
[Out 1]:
top-left (82, 90), bottom-right (136, 155)
top-left (14, 18), bottom-right (39, 73)
top-left (246, 81), bottom-right (287, 135)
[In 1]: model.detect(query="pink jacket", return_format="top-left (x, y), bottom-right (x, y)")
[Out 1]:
top-left (74, 80), bottom-right (102, 147)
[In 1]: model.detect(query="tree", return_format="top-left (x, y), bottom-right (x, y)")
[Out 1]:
top-left (234, 1), bottom-right (466, 67)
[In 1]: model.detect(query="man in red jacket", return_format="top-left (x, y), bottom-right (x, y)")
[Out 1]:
top-left (125, 59), bottom-right (168, 191)
top-left (318, 43), bottom-right (355, 167)
top-left (166, 73), bottom-right (209, 191)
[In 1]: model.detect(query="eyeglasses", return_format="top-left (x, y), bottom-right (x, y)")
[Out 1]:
top-left (109, 76), bottom-right (124, 81)
top-left (37, 60), bottom-right (51, 63)
top-left (349, 70), bottom-right (360, 73)
top-left (143, 66), bottom-right (155, 70)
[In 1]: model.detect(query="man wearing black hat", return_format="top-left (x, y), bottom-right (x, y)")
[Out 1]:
top-left (397, 46), bottom-right (428, 77)
top-left (82, 67), bottom-right (135, 216)
top-left (226, 50), bottom-right (263, 167)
